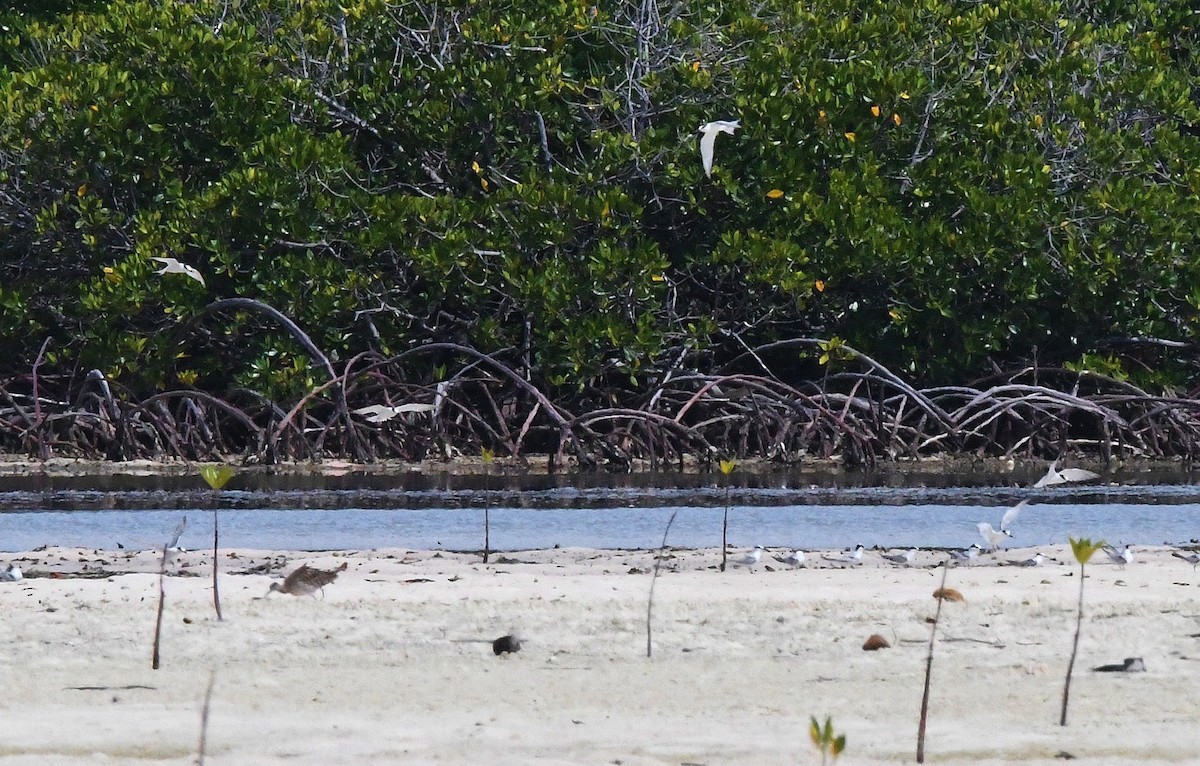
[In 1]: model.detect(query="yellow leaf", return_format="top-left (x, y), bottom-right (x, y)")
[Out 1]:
top-left (692, 61), bottom-right (700, 71)
top-left (471, 160), bottom-right (482, 174)
top-left (1034, 114), bottom-right (1043, 127)
top-left (817, 110), bottom-right (827, 126)
top-left (870, 105), bottom-right (881, 118)
top-left (1041, 164), bottom-right (1051, 174)
top-left (719, 459), bottom-right (736, 475)
top-left (89, 104), bottom-right (98, 112)
top-left (892, 113), bottom-right (902, 126)
top-left (814, 279), bottom-right (825, 292)
top-left (844, 131), bottom-right (856, 142)
top-left (899, 91), bottom-right (911, 100)
top-left (199, 465), bottom-right (236, 490)
top-left (766, 189), bottom-right (784, 199)
top-left (76, 184), bottom-right (87, 197)
top-left (651, 274), bottom-right (666, 282)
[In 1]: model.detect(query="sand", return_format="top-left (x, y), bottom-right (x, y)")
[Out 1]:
top-left (1, 543), bottom-right (1199, 765)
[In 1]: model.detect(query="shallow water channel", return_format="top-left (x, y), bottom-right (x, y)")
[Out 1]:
top-left (1, 463), bottom-right (1199, 552)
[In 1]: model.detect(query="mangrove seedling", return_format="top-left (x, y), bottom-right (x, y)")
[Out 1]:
top-left (481, 448), bottom-right (494, 563)
top-left (199, 464), bottom-right (236, 621)
top-left (810, 715), bottom-right (846, 766)
top-left (646, 509), bottom-right (679, 658)
top-left (151, 515), bottom-right (187, 670)
top-left (719, 459), bottom-right (736, 572)
top-left (1061, 536), bottom-right (1105, 726)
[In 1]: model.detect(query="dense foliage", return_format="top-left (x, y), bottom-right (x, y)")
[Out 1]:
top-left (0, 0), bottom-right (1197, 462)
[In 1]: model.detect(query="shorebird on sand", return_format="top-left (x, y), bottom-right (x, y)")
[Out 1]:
top-left (268, 562), bottom-right (348, 598)
top-left (977, 500), bottom-right (1028, 550)
top-left (1, 563), bottom-right (22, 582)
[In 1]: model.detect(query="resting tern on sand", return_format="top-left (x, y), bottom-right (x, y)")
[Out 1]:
top-left (698, 119), bottom-right (739, 178)
top-left (951, 543), bottom-right (981, 564)
top-left (1011, 552), bottom-right (1044, 567)
top-left (881, 548), bottom-right (918, 566)
top-left (823, 544), bottom-right (865, 565)
top-left (977, 500), bottom-right (1028, 550)
top-left (1103, 544), bottom-right (1133, 569)
top-left (0, 563), bottom-right (21, 582)
top-left (1033, 460), bottom-right (1100, 488)
top-left (150, 256), bottom-right (205, 285)
top-left (732, 546), bottom-right (764, 570)
top-left (774, 550), bottom-right (805, 567)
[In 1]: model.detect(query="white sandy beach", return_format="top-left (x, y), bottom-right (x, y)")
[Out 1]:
top-left (1, 544), bottom-right (1199, 765)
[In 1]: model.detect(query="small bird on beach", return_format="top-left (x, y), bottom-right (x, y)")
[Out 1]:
top-left (950, 544), bottom-right (981, 564)
top-left (1, 563), bottom-right (22, 582)
top-left (882, 548), bottom-right (918, 566)
top-left (698, 119), bottom-right (739, 177)
top-left (268, 562), bottom-right (348, 597)
top-left (823, 544), bottom-right (865, 565)
top-left (774, 550), bottom-right (806, 568)
top-left (1171, 550), bottom-right (1200, 570)
top-left (150, 256), bottom-right (205, 285)
top-left (1103, 544), bottom-right (1133, 569)
top-left (977, 500), bottom-right (1028, 550)
top-left (1033, 460), bottom-right (1100, 488)
top-left (1011, 553), bottom-right (1044, 568)
top-left (733, 546), bottom-right (764, 570)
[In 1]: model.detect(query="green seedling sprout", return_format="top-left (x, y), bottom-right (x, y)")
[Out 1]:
top-left (199, 465), bottom-right (235, 621)
top-left (810, 715), bottom-right (846, 766)
top-left (1061, 536), bottom-right (1105, 726)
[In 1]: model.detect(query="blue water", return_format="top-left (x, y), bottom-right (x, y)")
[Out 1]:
top-left (0, 496), bottom-right (1196, 552)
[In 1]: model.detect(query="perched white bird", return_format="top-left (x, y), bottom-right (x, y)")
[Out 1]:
top-left (352, 403), bottom-right (436, 424)
top-left (150, 256), bottom-right (205, 285)
top-left (823, 544), bottom-right (865, 565)
top-left (1033, 460), bottom-right (1100, 488)
top-left (951, 543), bottom-right (981, 564)
top-left (1, 563), bottom-right (22, 582)
top-left (1011, 553), bottom-right (1044, 567)
top-left (774, 550), bottom-right (805, 567)
top-left (882, 547), bottom-right (918, 566)
top-left (977, 500), bottom-right (1028, 550)
top-left (1103, 544), bottom-right (1133, 569)
top-left (698, 119), bottom-right (740, 178)
top-left (1171, 550), bottom-right (1200, 570)
top-left (733, 546), bottom-right (764, 570)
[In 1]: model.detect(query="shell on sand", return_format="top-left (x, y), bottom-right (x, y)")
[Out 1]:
top-left (862, 633), bottom-right (890, 651)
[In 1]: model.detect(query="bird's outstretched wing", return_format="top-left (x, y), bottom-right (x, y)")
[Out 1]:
top-left (166, 516), bottom-right (187, 550)
top-left (1000, 500), bottom-right (1028, 531)
top-left (699, 129), bottom-right (718, 177)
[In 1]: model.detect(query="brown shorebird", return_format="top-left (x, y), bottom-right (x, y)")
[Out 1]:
top-left (267, 562), bottom-right (348, 597)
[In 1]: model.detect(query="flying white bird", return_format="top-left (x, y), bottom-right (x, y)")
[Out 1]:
top-left (882, 547), bottom-right (918, 566)
top-left (774, 550), bottom-right (806, 567)
top-left (1033, 461), bottom-right (1100, 488)
top-left (732, 546), bottom-right (764, 570)
top-left (977, 500), bottom-right (1028, 550)
top-left (1103, 544), bottom-right (1133, 569)
top-left (1172, 550), bottom-right (1200, 570)
top-left (1012, 552), bottom-right (1044, 567)
top-left (950, 544), bottom-right (981, 564)
top-left (698, 119), bottom-right (740, 178)
top-left (352, 403), bottom-right (436, 424)
top-left (1, 563), bottom-right (22, 582)
top-left (150, 256), bottom-right (205, 285)
top-left (823, 544), bottom-right (865, 565)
